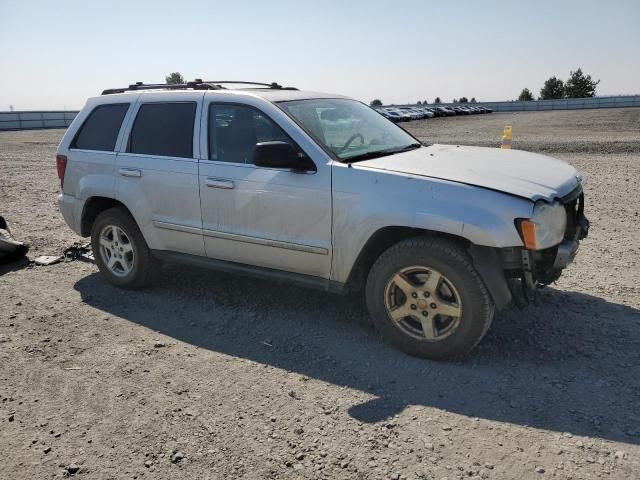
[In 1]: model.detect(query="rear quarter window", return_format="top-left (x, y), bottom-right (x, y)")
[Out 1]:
top-left (71, 103), bottom-right (129, 151)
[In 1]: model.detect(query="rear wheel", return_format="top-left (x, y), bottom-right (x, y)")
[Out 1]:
top-left (365, 238), bottom-right (494, 360)
top-left (90, 207), bottom-right (158, 289)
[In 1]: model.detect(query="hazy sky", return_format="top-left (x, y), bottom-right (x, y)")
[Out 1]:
top-left (1, 0), bottom-right (639, 110)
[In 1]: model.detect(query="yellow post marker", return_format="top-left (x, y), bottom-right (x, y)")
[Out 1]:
top-left (501, 126), bottom-right (512, 149)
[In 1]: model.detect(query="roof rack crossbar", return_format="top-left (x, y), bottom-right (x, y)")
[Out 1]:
top-left (101, 81), bottom-right (221, 95)
top-left (102, 79), bottom-right (297, 95)
top-left (200, 81), bottom-right (297, 90)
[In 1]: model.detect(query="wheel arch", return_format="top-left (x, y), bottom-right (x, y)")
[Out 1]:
top-left (346, 226), bottom-right (470, 291)
top-left (345, 226), bottom-right (512, 309)
top-left (81, 196), bottom-right (133, 237)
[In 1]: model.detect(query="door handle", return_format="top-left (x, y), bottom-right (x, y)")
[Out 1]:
top-left (118, 168), bottom-right (142, 178)
top-left (205, 178), bottom-right (234, 189)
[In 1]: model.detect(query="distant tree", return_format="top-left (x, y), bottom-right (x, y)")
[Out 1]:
top-left (518, 88), bottom-right (534, 101)
top-left (434, 97), bottom-right (441, 104)
top-left (470, 97), bottom-right (477, 103)
top-left (416, 100), bottom-right (422, 105)
top-left (370, 99), bottom-right (383, 106)
top-left (459, 97), bottom-right (469, 103)
top-left (564, 68), bottom-right (600, 98)
top-left (452, 98), bottom-right (457, 103)
top-left (539, 76), bottom-right (565, 99)
top-left (165, 72), bottom-right (185, 84)
top-left (423, 100), bottom-right (428, 105)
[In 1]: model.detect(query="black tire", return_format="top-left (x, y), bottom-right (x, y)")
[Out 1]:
top-left (90, 207), bottom-right (159, 289)
top-left (365, 237), bottom-right (494, 360)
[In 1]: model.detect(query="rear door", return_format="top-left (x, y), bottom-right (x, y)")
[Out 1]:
top-left (115, 92), bottom-right (205, 256)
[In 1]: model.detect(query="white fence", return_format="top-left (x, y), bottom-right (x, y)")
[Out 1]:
top-left (397, 95), bottom-right (640, 112)
top-left (0, 111), bottom-right (78, 131)
top-left (1, 95), bottom-right (639, 131)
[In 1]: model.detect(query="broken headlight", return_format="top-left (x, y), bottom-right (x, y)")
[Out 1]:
top-left (518, 200), bottom-right (567, 250)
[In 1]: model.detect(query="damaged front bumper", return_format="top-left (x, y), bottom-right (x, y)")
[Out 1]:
top-left (503, 189), bottom-right (590, 308)
top-left (553, 189), bottom-right (590, 269)
top-left (0, 216), bottom-right (30, 263)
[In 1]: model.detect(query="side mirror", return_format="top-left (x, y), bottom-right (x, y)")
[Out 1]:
top-left (253, 141), bottom-right (316, 172)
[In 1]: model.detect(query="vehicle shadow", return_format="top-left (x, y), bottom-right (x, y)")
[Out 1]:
top-left (0, 256), bottom-right (31, 276)
top-left (74, 265), bottom-right (640, 445)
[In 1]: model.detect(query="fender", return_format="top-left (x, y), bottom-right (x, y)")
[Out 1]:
top-left (331, 162), bottom-right (533, 285)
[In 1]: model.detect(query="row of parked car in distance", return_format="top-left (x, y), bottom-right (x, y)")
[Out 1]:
top-left (376, 105), bottom-right (493, 122)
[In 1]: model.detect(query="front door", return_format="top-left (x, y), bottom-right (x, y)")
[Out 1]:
top-left (198, 101), bottom-right (332, 278)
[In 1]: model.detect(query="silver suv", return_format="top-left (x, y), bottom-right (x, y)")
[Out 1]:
top-left (57, 80), bottom-right (589, 359)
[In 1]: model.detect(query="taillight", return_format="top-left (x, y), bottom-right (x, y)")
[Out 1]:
top-left (56, 154), bottom-right (67, 189)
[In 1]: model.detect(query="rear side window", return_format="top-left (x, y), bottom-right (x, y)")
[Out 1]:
top-left (128, 102), bottom-right (196, 158)
top-left (71, 103), bottom-right (129, 151)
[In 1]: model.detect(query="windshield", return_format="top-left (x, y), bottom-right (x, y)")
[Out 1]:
top-left (278, 99), bottom-right (421, 162)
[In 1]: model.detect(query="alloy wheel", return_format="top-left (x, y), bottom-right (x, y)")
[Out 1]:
top-left (384, 266), bottom-right (463, 341)
top-left (98, 225), bottom-right (135, 278)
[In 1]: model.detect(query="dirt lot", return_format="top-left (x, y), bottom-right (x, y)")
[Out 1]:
top-left (1, 108), bottom-right (639, 479)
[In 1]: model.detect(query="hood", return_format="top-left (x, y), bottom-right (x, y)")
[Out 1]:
top-left (357, 144), bottom-right (580, 202)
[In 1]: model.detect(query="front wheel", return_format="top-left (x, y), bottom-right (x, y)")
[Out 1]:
top-left (365, 238), bottom-right (494, 360)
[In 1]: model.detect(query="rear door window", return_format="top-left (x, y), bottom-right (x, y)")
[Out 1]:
top-left (71, 103), bottom-right (129, 151)
top-left (128, 102), bottom-right (196, 158)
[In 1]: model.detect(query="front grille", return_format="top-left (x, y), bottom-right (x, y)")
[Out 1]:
top-left (561, 184), bottom-right (586, 241)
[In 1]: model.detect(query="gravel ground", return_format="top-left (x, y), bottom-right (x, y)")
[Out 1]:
top-left (1, 108), bottom-right (639, 479)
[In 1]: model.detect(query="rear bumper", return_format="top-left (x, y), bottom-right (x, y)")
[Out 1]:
top-left (57, 193), bottom-right (83, 236)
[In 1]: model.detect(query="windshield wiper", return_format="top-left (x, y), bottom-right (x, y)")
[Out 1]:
top-left (344, 143), bottom-right (422, 163)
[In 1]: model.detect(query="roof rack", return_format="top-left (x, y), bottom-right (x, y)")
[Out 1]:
top-left (199, 80), bottom-right (297, 90)
top-left (101, 79), bottom-right (298, 95)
